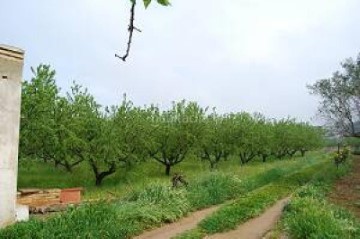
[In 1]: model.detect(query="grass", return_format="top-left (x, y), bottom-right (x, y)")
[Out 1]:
top-left (284, 189), bottom-right (360, 238)
top-left (282, 158), bottom-right (360, 239)
top-left (197, 185), bottom-right (291, 234)
top-left (18, 152), bottom-right (324, 200)
top-left (174, 158), bottom-right (337, 239)
top-left (1, 153), bottom-right (327, 238)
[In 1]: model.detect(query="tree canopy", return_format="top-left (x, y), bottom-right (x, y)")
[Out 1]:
top-left (308, 54), bottom-right (360, 137)
top-left (20, 64), bottom-right (323, 185)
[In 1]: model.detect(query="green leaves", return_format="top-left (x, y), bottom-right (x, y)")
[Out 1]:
top-left (143, 0), bottom-right (152, 8)
top-left (157, 0), bottom-right (171, 6)
top-left (308, 53), bottom-right (360, 137)
top-left (20, 64), bottom-right (324, 185)
top-left (144, 100), bottom-right (206, 175)
top-left (139, 0), bottom-right (170, 8)
top-left (20, 64), bottom-right (59, 162)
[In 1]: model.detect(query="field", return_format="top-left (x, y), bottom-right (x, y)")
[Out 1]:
top-left (6, 65), bottom-right (356, 239)
top-left (18, 152), bottom-right (322, 200)
top-left (1, 151), bottom-right (358, 239)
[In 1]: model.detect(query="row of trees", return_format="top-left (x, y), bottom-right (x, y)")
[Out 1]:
top-left (20, 65), bottom-right (323, 185)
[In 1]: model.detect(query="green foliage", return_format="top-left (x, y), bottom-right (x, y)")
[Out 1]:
top-left (175, 157), bottom-right (330, 238)
top-left (0, 173), bottom-right (243, 238)
top-left (186, 173), bottom-right (242, 209)
top-left (271, 119), bottom-right (324, 159)
top-left (20, 65), bottom-right (60, 164)
top-left (156, 0), bottom-right (171, 6)
top-left (197, 162), bottom-right (326, 234)
top-left (333, 146), bottom-right (350, 168)
top-left (284, 184), bottom-right (360, 239)
top-left (344, 137), bottom-right (360, 154)
top-left (17, 151), bottom-right (321, 200)
top-left (232, 112), bottom-right (261, 164)
top-left (200, 155), bottom-right (323, 207)
top-left (0, 203), bottom-right (120, 239)
top-left (21, 66), bottom-right (148, 185)
top-left (308, 53), bottom-right (360, 137)
top-left (0, 186), bottom-right (186, 238)
top-left (139, 0), bottom-right (171, 9)
top-left (198, 185), bottom-right (290, 234)
top-left (20, 64), bottom-right (324, 186)
top-left (143, 0), bottom-right (151, 8)
top-left (175, 228), bottom-right (204, 239)
top-left (276, 156), bottom-right (355, 239)
top-left (285, 198), bottom-right (359, 239)
top-left (144, 101), bottom-right (206, 175)
top-left (3, 155), bottom-right (325, 238)
top-left (197, 112), bottom-right (235, 169)
top-left (127, 184), bottom-right (188, 207)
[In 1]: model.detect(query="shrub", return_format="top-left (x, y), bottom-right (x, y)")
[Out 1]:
top-left (0, 203), bottom-right (120, 239)
top-left (333, 146), bottom-right (350, 168)
top-left (186, 173), bottom-right (242, 209)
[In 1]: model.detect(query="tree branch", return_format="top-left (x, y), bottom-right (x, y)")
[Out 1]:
top-left (115, 1), bottom-right (140, 62)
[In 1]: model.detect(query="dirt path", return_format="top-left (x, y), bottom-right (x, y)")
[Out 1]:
top-left (329, 155), bottom-right (360, 218)
top-left (133, 205), bottom-right (220, 239)
top-left (206, 197), bottom-right (290, 239)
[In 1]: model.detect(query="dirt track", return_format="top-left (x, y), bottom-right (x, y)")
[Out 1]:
top-left (134, 197), bottom-right (289, 239)
top-left (206, 197), bottom-right (290, 239)
top-left (134, 205), bottom-right (220, 239)
top-left (135, 155), bottom-right (360, 239)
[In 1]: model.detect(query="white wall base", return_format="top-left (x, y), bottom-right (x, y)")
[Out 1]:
top-left (16, 204), bottom-right (29, 222)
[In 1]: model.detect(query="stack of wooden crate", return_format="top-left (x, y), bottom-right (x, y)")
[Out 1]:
top-left (17, 189), bottom-right (61, 206)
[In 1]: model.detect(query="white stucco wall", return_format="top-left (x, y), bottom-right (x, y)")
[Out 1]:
top-left (0, 44), bottom-right (24, 228)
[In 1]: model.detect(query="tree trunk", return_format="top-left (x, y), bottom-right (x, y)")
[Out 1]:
top-left (95, 175), bottom-right (105, 186)
top-left (300, 149), bottom-right (306, 157)
top-left (95, 170), bottom-right (116, 186)
top-left (165, 164), bottom-right (171, 176)
top-left (262, 154), bottom-right (267, 163)
top-left (54, 160), bottom-right (73, 172)
top-left (54, 160), bottom-right (60, 167)
top-left (240, 157), bottom-right (245, 165)
top-left (90, 160), bottom-right (116, 186)
top-left (210, 161), bottom-right (216, 170)
top-left (64, 162), bottom-right (72, 173)
top-left (288, 150), bottom-right (297, 157)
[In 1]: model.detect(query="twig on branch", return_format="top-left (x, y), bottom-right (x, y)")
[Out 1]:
top-left (115, 1), bottom-right (141, 62)
top-left (133, 26), bottom-right (142, 33)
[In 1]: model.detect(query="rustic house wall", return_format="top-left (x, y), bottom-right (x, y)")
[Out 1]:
top-left (0, 44), bottom-right (24, 228)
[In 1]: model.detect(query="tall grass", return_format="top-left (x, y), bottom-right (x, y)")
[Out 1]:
top-left (282, 158), bottom-right (360, 239)
top-left (175, 159), bottom-right (333, 239)
top-left (284, 185), bottom-right (360, 238)
top-left (17, 152), bottom-right (323, 200)
top-left (1, 155), bottom-right (324, 239)
top-left (197, 162), bottom-right (327, 233)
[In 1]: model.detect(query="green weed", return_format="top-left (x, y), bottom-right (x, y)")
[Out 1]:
top-left (2, 153), bottom-right (326, 239)
top-left (284, 187), bottom-right (360, 239)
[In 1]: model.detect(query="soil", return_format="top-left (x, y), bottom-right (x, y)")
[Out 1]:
top-left (133, 205), bottom-right (220, 239)
top-left (134, 198), bottom-right (289, 239)
top-left (206, 198), bottom-right (290, 239)
top-left (328, 155), bottom-right (360, 218)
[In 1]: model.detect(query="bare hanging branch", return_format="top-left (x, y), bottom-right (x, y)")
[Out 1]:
top-left (115, 1), bottom-right (141, 62)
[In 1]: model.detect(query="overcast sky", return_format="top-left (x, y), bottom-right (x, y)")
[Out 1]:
top-left (1, 0), bottom-right (360, 123)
